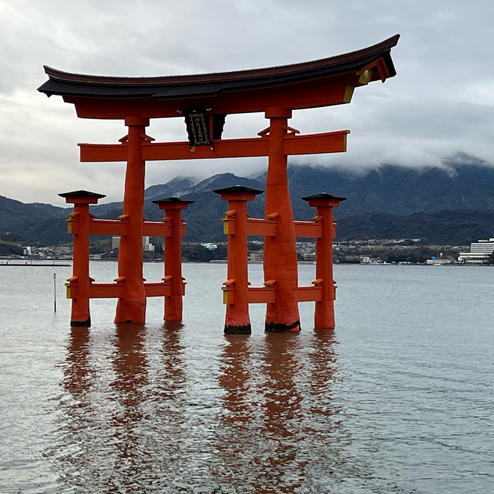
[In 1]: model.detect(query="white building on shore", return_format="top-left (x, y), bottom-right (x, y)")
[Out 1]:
top-left (458, 238), bottom-right (494, 264)
top-left (112, 236), bottom-right (155, 252)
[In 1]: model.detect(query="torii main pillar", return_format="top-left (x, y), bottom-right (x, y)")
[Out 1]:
top-left (115, 117), bottom-right (149, 323)
top-left (264, 108), bottom-right (300, 332)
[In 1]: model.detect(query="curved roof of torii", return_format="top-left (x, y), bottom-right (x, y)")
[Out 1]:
top-left (38, 34), bottom-right (399, 117)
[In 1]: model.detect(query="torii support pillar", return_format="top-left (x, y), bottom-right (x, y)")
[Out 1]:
top-left (214, 185), bottom-right (263, 334)
top-left (302, 193), bottom-right (345, 329)
top-left (153, 197), bottom-right (193, 324)
top-left (59, 190), bottom-right (106, 326)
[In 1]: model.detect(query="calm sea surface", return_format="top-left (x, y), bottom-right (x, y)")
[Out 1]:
top-left (0, 262), bottom-right (492, 493)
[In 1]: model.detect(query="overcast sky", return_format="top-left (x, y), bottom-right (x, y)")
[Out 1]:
top-left (0, 0), bottom-right (492, 205)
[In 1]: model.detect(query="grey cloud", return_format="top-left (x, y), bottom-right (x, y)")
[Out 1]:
top-left (0, 0), bottom-right (492, 204)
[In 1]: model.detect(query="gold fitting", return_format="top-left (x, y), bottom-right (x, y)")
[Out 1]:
top-left (358, 69), bottom-right (371, 85)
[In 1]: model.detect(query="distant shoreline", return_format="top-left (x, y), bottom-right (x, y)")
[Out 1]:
top-left (0, 261), bottom-right (70, 266)
top-left (0, 259), bottom-right (491, 267)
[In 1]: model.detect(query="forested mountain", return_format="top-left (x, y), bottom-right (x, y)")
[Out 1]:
top-left (1, 159), bottom-right (492, 245)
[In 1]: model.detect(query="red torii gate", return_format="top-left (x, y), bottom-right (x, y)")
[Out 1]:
top-left (38, 35), bottom-right (399, 330)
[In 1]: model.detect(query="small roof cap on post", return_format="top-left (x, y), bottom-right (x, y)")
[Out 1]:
top-left (302, 192), bottom-right (346, 207)
top-left (58, 190), bottom-right (106, 204)
top-left (213, 185), bottom-right (264, 200)
top-left (152, 196), bottom-right (194, 209)
top-left (302, 193), bottom-right (346, 201)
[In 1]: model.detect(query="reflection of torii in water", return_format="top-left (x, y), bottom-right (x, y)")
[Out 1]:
top-left (216, 331), bottom-right (345, 492)
top-left (39, 35), bottom-right (399, 330)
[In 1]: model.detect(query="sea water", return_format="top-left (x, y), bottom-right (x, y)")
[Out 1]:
top-left (0, 262), bottom-right (492, 493)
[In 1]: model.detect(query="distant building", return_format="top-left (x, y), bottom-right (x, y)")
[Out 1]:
top-left (201, 243), bottom-right (217, 250)
top-left (249, 250), bottom-right (263, 263)
top-left (426, 256), bottom-right (453, 265)
top-left (112, 236), bottom-right (155, 252)
top-left (458, 238), bottom-right (494, 264)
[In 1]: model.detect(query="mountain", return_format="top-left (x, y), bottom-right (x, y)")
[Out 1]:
top-left (157, 173), bottom-right (266, 241)
top-left (144, 176), bottom-right (198, 200)
top-left (0, 158), bottom-right (492, 245)
top-left (286, 156), bottom-right (494, 219)
top-left (0, 195), bottom-right (69, 244)
top-left (336, 209), bottom-right (493, 245)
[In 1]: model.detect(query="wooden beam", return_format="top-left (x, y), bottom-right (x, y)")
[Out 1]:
top-left (246, 218), bottom-right (277, 236)
top-left (297, 286), bottom-right (322, 302)
top-left (142, 136), bottom-right (269, 160)
top-left (79, 143), bottom-right (127, 162)
top-left (85, 282), bottom-right (172, 298)
top-left (79, 130), bottom-right (348, 163)
top-left (247, 286), bottom-right (276, 303)
top-left (88, 283), bottom-right (124, 299)
top-left (144, 282), bottom-right (172, 297)
top-left (294, 221), bottom-right (322, 238)
top-left (142, 221), bottom-right (173, 237)
top-left (89, 219), bottom-right (127, 236)
top-left (66, 75), bottom-right (355, 119)
top-left (284, 130), bottom-right (348, 155)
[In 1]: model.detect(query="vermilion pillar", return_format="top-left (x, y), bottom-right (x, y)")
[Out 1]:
top-left (115, 117), bottom-right (149, 323)
top-left (59, 190), bottom-right (105, 326)
top-left (263, 108), bottom-right (300, 332)
top-left (153, 197), bottom-right (193, 323)
top-left (302, 193), bottom-right (345, 329)
top-left (214, 185), bottom-right (263, 334)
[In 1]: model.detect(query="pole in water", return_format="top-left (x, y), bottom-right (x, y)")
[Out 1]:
top-left (53, 272), bottom-right (57, 313)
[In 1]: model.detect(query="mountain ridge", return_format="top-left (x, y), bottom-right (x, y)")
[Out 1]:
top-left (1, 160), bottom-right (492, 245)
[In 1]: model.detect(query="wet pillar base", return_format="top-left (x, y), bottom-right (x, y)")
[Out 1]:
top-left (70, 316), bottom-right (91, 327)
top-left (265, 320), bottom-right (301, 333)
top-left (114, 297), bottom-right (146, 324)
top-left (224, 323), bottom-right (252, 335)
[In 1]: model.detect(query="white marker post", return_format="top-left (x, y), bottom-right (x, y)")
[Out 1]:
top-left (53, 273), bottom-right (57, 313)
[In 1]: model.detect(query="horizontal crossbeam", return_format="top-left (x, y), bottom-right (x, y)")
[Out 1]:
top-left (144, 282), bottom-right (173, 297)
top-left (89, 283), bottom-right (124, 298)
top-left (239, 285), bottom-right (324, 304)
top-left (142, 221), bottom-right (173, 237)
top-left (69, 218), bottom-right (183, 237)
top-left (67, 281), bottom-right (173, 299)
top-left (89, 219), bottom-right (127, 236)
top-left (247, 286), bottom-right (276, 303)
top-left (294, 221), bottom-right (322, 238)
top-left (297, 286), bottom-right (323, 302)
top-left (79, 131), bottom-right (349, 162)
top-left (246, 218), bottom-right (277, 236)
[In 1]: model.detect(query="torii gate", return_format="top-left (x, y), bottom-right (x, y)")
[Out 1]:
top-left (38, 35), bottom-right (399, 331)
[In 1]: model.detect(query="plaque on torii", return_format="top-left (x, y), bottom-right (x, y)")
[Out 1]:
top-left (39, 35), bottom-right (399, 329)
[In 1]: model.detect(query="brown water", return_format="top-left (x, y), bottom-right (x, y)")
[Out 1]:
top-left (0, 263), bottom-right (492, 492)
